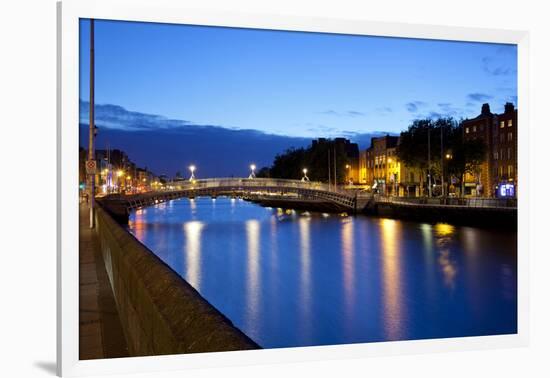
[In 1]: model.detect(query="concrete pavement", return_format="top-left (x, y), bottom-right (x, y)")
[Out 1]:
top-left (79, 203), bottom-right (128, 359)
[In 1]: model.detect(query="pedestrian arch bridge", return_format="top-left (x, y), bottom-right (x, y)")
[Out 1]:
top-left (98, 178), bottom-right (358, 223)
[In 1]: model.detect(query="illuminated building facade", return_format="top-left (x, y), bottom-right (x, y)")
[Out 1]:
top-left (462, 102), bottom-right (518, 197)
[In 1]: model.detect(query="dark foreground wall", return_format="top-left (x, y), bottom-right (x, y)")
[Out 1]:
top-left (94, 206), bottom-right (260, 356)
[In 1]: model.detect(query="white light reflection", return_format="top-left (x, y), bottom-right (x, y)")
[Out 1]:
top-left (189, 198), bottom-right (197, 216)
top-left (183, 221), bottom-right (204, 291)
top-left (298, 216), bottom-right (312, 341)
top-left (245, 219), bottom-right (261, 334)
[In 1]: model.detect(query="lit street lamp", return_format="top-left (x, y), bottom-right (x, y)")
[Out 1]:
top-left (249, 164), bottom-right (256, 179)
top-left (189, 165), bottom-right (196, 181)
top-left (301, 168), bottom-right (309, 181)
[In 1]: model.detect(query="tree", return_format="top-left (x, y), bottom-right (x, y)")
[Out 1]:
top-left (397, 119), bottom-right (432, 195)
top-left (398, 117), bottom-right (467, 196)
top-left (266, 140), bottom-right (353, 183)
top-left (256, 166), bottom-right (271, 178)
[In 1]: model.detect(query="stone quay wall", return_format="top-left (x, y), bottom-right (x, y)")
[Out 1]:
top-left (93, 205), bottom-right (260, 357)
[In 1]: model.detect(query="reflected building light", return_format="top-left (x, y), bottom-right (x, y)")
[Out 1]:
top-left (133, 208), bottom-right (145, 241)
top-left (433, 223), bottom-right (458, 289)
top-left (438, 250), bottom-right (458, 289)
top-left (420, 223), bottom-right (434, 257)
top-left (183, 221), bottom-right (204, 291)
top-left (380, 218), bottom-right (404, 340)
top-left (463, 227), bottom-right (478, 254)
top-left (434, 223), bottom-right (455, 237)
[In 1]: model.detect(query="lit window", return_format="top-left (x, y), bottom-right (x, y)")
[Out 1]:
top-left (465, 127), bottom-right (470, 134)
top-left (500, 121), bottom-right (505, 128)
top-left (508, 165), bottom-right (514, 177)
top-left (473, 125), bottom-right (477, 132)
top-left (508, 119), bottom-right (513, 127)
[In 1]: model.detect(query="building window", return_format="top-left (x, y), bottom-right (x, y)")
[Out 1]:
top-left (500, 149), bottom-right (504, 160)
top-left (508, 165), bottom-right (514, 177)
top-left (499, 166), bottom-right (504, 176)
top-left (465, 127), bottom-right (469, 134)
top-left (507, 148), bottom-right (511, 160)
top-left (473, 125), bottom-right (477, 132)
top-left (508, 119), bottom-right (513, 127)
top-left (507, 132), bottom-right (513, 142)
top-left (500, 121), bottom-right (505, 128)
top-left (480, 124), bottom-right (484, 131)
top-left (500, 133), bottom-right (505, 143)
top-left (494, 150), bottom-right (499, 160)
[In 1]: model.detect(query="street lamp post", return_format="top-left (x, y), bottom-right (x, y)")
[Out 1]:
top-left (445, 153), bottom-right (452, 198)
top-left (301, 168), bottom-right (309, 181)
top-left (189, 165), bottom-right (196, 181)
top-left (249, 164), bottom-right (256, 179)
top-left (87, 19), bottom-right (96, 228)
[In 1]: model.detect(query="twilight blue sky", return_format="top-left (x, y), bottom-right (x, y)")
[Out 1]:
top-left (78, 19), bottom-right (517, 176)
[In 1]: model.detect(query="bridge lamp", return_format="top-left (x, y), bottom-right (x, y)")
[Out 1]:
top-left (301, 168), bottom-right (309, 181)
top-left (189, 165), bottom-right (196, 181)
top-left (249, 164), bottom-right (256, 179)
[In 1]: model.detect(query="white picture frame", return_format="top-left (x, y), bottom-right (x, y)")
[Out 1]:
top-left (57, 1), bottom-right (530, 376)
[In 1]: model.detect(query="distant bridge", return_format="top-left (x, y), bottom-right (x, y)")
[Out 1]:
top-left (98, 178), bottom-right (359, 222)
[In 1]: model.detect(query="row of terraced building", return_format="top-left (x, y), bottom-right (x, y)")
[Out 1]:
top-left (347, 102), bottom-right (518, 198)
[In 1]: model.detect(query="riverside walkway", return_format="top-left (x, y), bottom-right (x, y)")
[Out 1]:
top-left (79, 203), bottom-right (128, 359)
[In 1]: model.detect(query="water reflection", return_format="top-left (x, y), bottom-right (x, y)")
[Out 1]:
top-left (341, 218), bottom-right (355, 324)
top-left (434, 223), bottom-right (458, 289)
top-left (245, 219), bottom-right (261, 333)
top-left (183, 221), bottom-right (204, 290)
top-left (189, 198), bottom-right (197, 216)
top-left (128, 197), bottom-right (518, 348)
top-left (380, 218), bottom-right (404, 340)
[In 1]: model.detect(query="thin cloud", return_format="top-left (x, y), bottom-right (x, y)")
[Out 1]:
top-left (406, 101), bottom-right (426, 113)
top-left (481, 55), bottom-right (517, 77)
top-left (320, 109), bottom-right (366, 117)
top-left (467, 93), bottom-right (494, 102)
top-left (375, 106), bottom-right (393, 115)
top-left (79, 100), bottom-right (192, 131)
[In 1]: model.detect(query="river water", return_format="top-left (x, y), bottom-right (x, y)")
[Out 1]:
top-left (128, 197), bottom-right (517, 349)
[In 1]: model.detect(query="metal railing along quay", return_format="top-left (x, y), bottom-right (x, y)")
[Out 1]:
top-left (372, 195), bottom-right (517, 209)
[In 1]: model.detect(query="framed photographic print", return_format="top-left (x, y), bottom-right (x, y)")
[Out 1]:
top-left (57, 0), bottom-right (529, 376)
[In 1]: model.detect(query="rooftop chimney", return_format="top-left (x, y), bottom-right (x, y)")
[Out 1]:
top-left (504, 102), bottom-right (515, 113)
top-left (481, 103), bottom-right (491, 116)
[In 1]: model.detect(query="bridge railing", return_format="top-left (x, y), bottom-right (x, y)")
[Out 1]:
top-left (374, 195), bottom-right (517, 209)
top-left (166, 178), bottom-right (352, 195)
